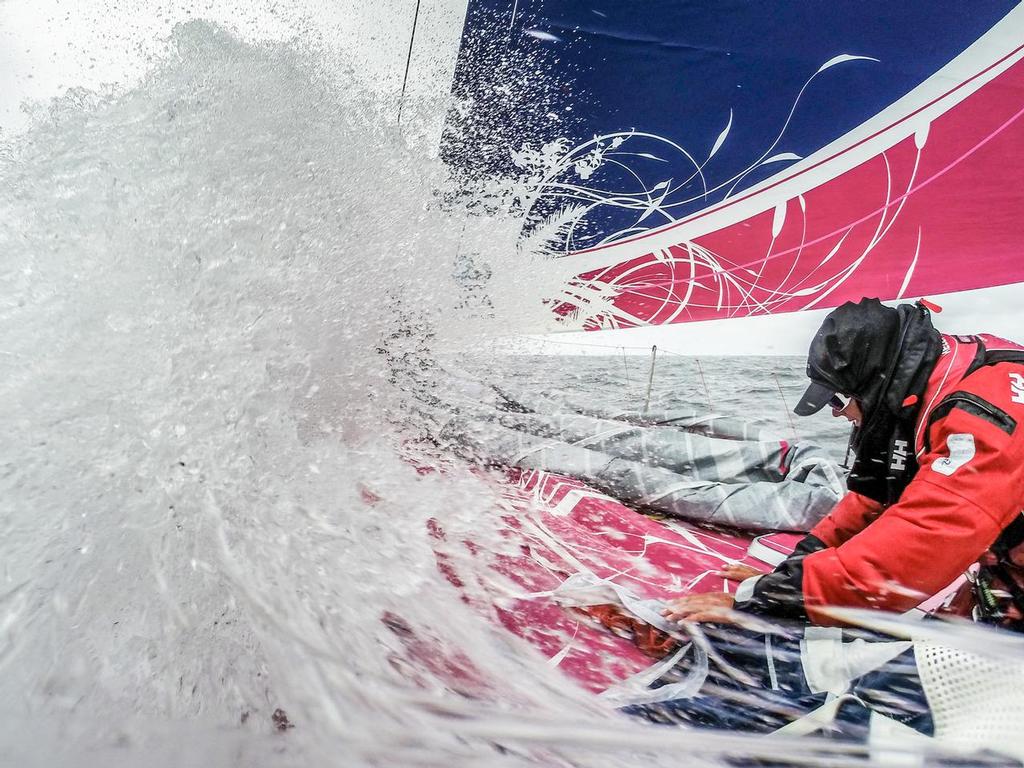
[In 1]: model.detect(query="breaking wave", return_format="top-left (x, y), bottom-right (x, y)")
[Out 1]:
top-left (0, 21), bottom-right (573, 764)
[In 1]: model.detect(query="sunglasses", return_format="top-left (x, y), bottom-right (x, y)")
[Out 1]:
top-left (829, 394), bottom-right (848, 410)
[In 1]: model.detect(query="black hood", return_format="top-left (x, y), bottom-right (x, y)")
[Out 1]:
top-left (794, 298), bottom-right (902, 416)
top-left (796, 298), bottom-right (942, 505)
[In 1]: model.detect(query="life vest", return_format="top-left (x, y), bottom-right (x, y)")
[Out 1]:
top-left (925, 335), bottom-right (1024, 629)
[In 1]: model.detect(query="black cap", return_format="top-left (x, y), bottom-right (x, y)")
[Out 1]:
top-left (794, 298), bottom-right (901, 416)
top-left (794, 381), bottom-right (839, 417)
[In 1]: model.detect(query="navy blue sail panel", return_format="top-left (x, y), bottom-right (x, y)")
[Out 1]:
top-left (442, 0), bottom-right (1018, 251)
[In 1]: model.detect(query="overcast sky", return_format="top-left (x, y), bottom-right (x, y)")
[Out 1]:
top-left (4, 0), bottom-right (1022, 359)
top-left (0, 0), bottom-right (466, 141)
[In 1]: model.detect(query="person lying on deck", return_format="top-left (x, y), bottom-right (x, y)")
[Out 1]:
top-left (665, 297), bottom-right (1024, 629)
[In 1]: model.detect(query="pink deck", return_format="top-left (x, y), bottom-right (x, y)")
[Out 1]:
top-left (428, 468), bottom-right (801, 692)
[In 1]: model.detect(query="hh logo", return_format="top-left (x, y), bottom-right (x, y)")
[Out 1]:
top-left (890, 440), bottom-right (909, 471)
top-left (1011, 373), bottom-right (1024, 404)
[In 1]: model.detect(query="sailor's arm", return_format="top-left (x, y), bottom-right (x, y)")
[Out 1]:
top-left (736, 397), bottom-right (1024, 623)
top-left (723, 491), bottom-right (884, 617)
top-left (809, 491), bottom-right (884, 547)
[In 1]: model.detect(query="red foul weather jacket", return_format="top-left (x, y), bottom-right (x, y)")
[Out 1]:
top-left (735, 333), bottom-right (1024, 626)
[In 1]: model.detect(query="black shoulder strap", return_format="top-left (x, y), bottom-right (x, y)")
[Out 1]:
top-left (963, 336), bottom-right (987, 377)
top-left (993, 513), bottom-right (1024, 558)
top-left (964, 337), bottom-right (1024, 377)
top-left (982, 349), bottom-right (1024, 367)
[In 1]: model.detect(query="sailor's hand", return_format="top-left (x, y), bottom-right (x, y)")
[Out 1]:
top-left (661, 592), bottom-right (737, 624)
top-left (716, 563), bottom-right (764, 582)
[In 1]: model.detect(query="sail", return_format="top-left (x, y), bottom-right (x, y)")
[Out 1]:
top-left (443, 2), bottom-right (1024, 329)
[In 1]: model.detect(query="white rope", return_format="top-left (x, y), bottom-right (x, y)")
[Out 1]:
top-left (600, 642), bottom-right (710, 707)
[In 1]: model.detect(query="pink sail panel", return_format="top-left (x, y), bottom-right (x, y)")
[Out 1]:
top-left (427, 467), bottom-right (790, 693)
top-left (554, 41), bottom-right (1024, 329)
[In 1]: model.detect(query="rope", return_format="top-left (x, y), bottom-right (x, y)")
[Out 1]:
top-left (642, 345), bottom-right (658, 414)
top-left (694, 357), bottom-right (713, 411)
top-left (621, 347), bottom-right (631, 390)
top-left (522, 335), bottom-right (652, 352)
top-left (396, 0), bottom-right (422, 126)
top-left (772, 370), bottom-right (798, 440)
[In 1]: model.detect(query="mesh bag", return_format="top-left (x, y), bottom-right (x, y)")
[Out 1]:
top-left (915, 640), bottom-right (1024, 759)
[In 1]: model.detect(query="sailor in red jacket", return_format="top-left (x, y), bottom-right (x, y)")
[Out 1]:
top-left (627, 299), bottom-right (1024, 744)
top-left (665, 297), bottom-right (1024, 628)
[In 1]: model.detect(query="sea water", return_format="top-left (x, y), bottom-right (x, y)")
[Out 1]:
top-left (472, 353), bottom-right (853, 453)
top-left (0, 20), bottom-right (1013, 768)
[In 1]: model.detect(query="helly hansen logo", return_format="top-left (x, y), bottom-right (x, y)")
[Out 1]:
top-left (1011, 373), bottom-right (1024, 404)
top-left (890, 440), bottom-right (909, 471)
